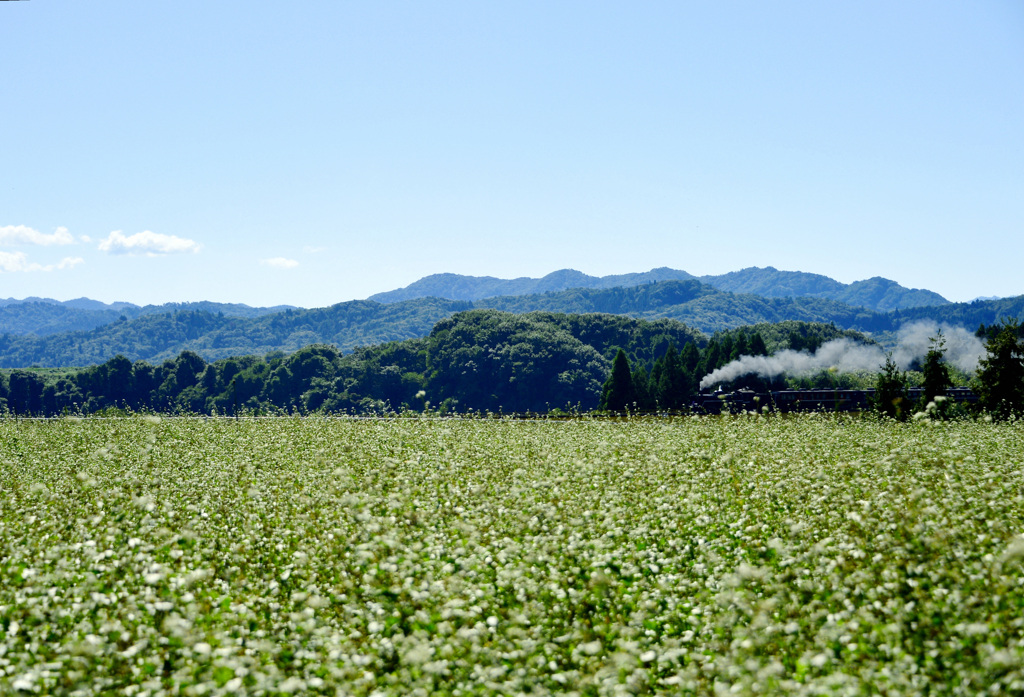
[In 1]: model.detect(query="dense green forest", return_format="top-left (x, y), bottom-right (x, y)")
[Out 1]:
top-left (0, 312), bottom-right (866, 416)
top-left (3, 280), bottom-right (1020, 369)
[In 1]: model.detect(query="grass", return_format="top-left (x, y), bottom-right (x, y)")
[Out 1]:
top-left (1, 414), bottom-right (1022, 695)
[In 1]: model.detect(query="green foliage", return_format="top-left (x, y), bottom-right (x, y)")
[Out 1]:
top-left (599, 349), bottom-right (637, 412)
top-left (919, 331), bottom-right (953, 407)
top-left (733, 320), bottom-right (875, 354)
top-left (975, 320), bottom-right (1024, 419)
top-left (0, 312), bottom-right (1011, 419)
top-left (650, 342), bottom-right (690, 410)
top-left (426, 311), bottom-right (610, 413)
top-left (872, 353), bottom-right (910, 421)
top-left (787, 370), bottom-right (876, 390)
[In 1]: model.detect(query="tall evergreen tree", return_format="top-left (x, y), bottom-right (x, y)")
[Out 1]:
top-left (975, 320), bottom-right (1024, 419)
top-left (718, 336), bottom-right (735, 367)
top-left (600, 349), bottom-right (637, 412)
top-left (731, 333), bottom-right (750, 360)
top-left (920, 331), bottom-right (952, 406)
top-left (654, 342), bottom-right (688, 410)
top-left (749, 332), bottom-right (768, 357)
top-left (700, 341), bottom-right (721, 379)
top-left (631, 366), bottom-right (655, 412)
top-left (680, 341), bottom-right (700, 371)
top-left (872, 353), bottom-right (909, 421)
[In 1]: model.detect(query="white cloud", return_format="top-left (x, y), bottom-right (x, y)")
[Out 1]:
top-left (261, 257), bottom-right (300, 269)
top-left (98, 230), bottom-right (201, 256)
top-left (80, 235), bottom-right (92, 243)
top-left (0, 251), bottom-right (84, 273)
top-left (0, 225), bottom-right (75, 246)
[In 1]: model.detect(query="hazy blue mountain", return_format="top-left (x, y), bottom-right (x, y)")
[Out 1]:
top-left (367, 267), bottom-right (696, 303)
top-left (61, 297), bottom-right (141, 312)
top-left (370, 266), bottom-right (949, 312)
top-left (833, 277), bottom-right (949, 312)
top-left (696, 268), bottom-right (948, 311)
top-left (0, 296), bottom-right (139, 311)
top-left (0, 298), bottom-right (469, 368)
top-left (133, 301), bottom-right (299, 319)
top-left (0, 302), bottom-right (126, 337)
top-left (476, 281), bottom-right (890, 333)
top-left (697, 267), bottom-right (845, 298)
top-left (0, 299), bottom-right (299, 337)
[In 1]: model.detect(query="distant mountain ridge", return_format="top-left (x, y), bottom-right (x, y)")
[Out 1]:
top-left (0, 299), bottom-right (298, 338)
top-left (1, 266), bottom-right (946, 340)
top-left (367, 267), bottom-right (697, 303)
top-left (0, 296), bottom-right (140, 312)
top-left (698, 268), bottom-right (948, 312)
top-left (1, 279), bottom-right (1020, 369)
top-left (369, 266), bottom-right (949, 313)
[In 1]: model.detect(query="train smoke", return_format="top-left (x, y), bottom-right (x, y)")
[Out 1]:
top-left (699, 321), bottom-right (986, 389)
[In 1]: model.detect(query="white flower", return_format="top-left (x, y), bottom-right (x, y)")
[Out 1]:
top-left (276, 677), bottom-right (306, 693)
top-left (11, 674), bottom-right (35, 691)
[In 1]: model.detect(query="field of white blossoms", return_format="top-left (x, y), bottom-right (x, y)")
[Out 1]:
top-left (1, 414), bottom-right (1023, 696)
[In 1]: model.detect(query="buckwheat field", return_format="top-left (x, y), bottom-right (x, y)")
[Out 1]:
top-left (1, 414), bottom-right (1023, 696)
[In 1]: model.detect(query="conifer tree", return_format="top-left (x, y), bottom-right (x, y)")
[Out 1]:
top-left (731, 333), bottom-right (750, 360)
top-left (680, 341), bottom-right (700, 371)
top-left (655, 342), bottom-right (688, 410)
top-left (872, 353), bottom-right (909, 421)
top-left (600, 349), bottom-right (637, 412)
top-left (920, 331), bottom-right (952, 406)
top-left (749, 332), bottom-right (768, 357)
top-left (975, 320), bottom-right (1024, 418)
top-left (632, 366), bottom-right (655, 412)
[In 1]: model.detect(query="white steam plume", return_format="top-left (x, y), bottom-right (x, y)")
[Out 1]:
top-left (699, 321), bottom-right (986, 389)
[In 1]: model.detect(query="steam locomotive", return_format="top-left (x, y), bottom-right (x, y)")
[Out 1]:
top-left (695, 387), bottom-right (978, 414)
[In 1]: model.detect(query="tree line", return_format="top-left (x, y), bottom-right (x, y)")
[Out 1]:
top-left (871, 320), bottom-right (1024, 420)
top-left (2, 311), bottom-right (1021, 419)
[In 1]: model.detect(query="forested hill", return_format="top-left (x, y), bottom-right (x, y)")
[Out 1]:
top-left (367, 267), bottom-right (697, 303)
top-left (0, 298), bottom-right (470, 368)
top-left (0, 299), bottom-right (297, 338)
top-left (0, 281), bottom-right (1019, 369)
top-left (369, 266), bottom-right (950, 312)
top-left (475, 281), bottom-right (890, 332)
top-left (886, 295), bottom-right (1024, 327)
top-left (699, 268), bottom-right (948, 312)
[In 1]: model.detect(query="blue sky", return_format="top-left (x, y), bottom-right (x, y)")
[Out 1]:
top-left (2, 1), bottom-right (1022, 308)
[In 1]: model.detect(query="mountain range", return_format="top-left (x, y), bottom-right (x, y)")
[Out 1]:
top-left (368, 266), bottom-right (950, 312)
top-left (0, 298), bottom-right (297, 338)
top-left (1, 267), bottom-right (1020, 369)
